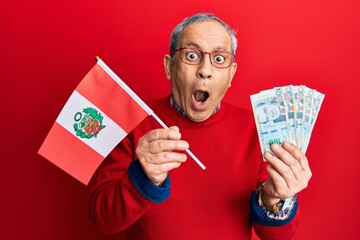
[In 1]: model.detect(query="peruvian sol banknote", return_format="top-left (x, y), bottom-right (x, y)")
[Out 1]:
top-left (250, 85), bottom-right (324, 158)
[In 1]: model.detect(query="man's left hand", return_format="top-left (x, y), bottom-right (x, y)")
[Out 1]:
top-left (262, 141), bottom-right (312, 205)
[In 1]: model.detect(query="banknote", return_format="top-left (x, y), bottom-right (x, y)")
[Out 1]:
top-left (293, 85), bottom-right (305, 149)
top-left (251, 85), bottom-right (324, 157)
top-left (282, 85), bottom-right (297, 144)
top-left (250, 89), bottom-right (291, 157)
top-left (302, 90), bottom-right (325, 153)
top-left (302, 86), bottom-right (315, 152)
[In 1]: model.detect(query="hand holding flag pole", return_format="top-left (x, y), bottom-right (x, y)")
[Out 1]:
top-left (38, 57), bottom-right (205, 185)
top-left (95, 57), bottom-right (206, 170)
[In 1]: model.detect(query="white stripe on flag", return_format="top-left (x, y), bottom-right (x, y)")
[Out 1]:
top-left (56, 90), bottom-right (127, 157)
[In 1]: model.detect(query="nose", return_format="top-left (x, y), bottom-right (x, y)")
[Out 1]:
top-left (196, 53), bottom-right (213, 79)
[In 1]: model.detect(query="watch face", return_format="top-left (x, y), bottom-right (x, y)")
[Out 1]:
top-left (276, 199), bottom-right (285, 211)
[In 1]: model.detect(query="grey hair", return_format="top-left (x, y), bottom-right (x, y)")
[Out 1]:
top-left (170, 13), bottom-right (237, 57)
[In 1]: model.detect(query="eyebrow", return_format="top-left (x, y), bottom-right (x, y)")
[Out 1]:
top-left (183, 42), bottom-right (229, 52)
top-left (183, 42), bottom-right (201, 49)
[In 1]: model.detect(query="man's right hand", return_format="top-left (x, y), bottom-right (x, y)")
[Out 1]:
top-left (135, 126), bottom-right (189, 186)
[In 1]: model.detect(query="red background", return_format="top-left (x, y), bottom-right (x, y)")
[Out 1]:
top-left (2, 0), bottom-right (360, 239)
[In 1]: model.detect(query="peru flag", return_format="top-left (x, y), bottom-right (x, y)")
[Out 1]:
top-left (38, 58), bottom-right (152, 185)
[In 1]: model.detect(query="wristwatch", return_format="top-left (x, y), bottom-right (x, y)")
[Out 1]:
top-left (257, 183), bottom-right (285, 214)
top-left (262, 194), bottom-right (285, 213)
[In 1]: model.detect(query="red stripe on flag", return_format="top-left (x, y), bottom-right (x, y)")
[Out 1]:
top-left (38, 122), bottom-right (104, 185)
top-left (76, 64), bottom-right (148, 133)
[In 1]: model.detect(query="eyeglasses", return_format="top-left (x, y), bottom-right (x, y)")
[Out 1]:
top-left (171, 47), bottom-right (235, 69)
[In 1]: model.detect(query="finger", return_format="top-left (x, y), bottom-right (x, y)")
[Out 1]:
top-left (168, 125), bottom-right (180, 131)
top-left (146, 151), bottom-right (188, 165)
top-left (148, 139), bottom-right (189, 154)
top-left (265, 151), bottom-right (297, 186)
top-left (282, 141), bottom-right (310, 171)
top-left (144, 127), bottom-right (182, 142)
top-left (266, 164), bottom-right (289, 197)
top-left (269, 143), bottom-right (303, 179)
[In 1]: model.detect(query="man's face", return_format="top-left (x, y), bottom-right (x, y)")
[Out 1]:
top-left (255, 103), bottom-right (281, 124)
top-left (164, 20), bottom-right (237, 122)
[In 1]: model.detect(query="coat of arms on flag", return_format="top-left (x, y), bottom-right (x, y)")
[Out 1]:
top-left (73, 107), bottom-right (106, 139)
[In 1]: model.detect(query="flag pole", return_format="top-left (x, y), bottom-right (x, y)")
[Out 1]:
top-left (95, 57), bottom-right (206, 170)
top-left (150, 113), bottom-right (206, 170)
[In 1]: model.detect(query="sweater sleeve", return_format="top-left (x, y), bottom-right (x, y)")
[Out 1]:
top-left (252, 211), bottom-right (301, 240)
top-left (88, 135), bottom-right (169, 234)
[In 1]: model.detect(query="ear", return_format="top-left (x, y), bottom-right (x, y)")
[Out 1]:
top-left (228, 62), bottom-right (237, 87)
top-left (164, 54), bottom-right (172, 80)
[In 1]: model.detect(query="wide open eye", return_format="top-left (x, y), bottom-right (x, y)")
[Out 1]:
top-left (212, 51), bottom-right (233, 67)
top-left (213, 54), bottom-right (226, 64)
top-left (185, 49), bottom-right (201, 62)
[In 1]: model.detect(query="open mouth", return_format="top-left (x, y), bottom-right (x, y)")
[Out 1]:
top-left (194, 90), bottom-right (209, 104)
